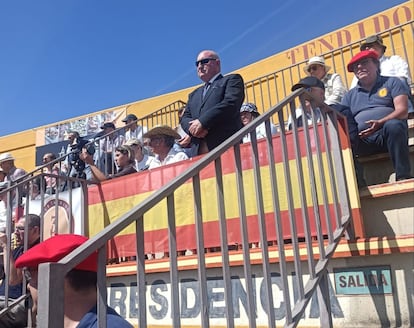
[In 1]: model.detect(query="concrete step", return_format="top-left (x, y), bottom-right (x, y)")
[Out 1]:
top-left (358, 179), bottom-right (414, 238)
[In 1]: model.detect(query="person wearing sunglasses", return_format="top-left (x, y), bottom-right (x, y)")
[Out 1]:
top-left (303, 56), bottom-right (347, 106)
top-left (180, 50), bottom-right (245, 155)
top-left (0, 214), bottom-right (41, 328)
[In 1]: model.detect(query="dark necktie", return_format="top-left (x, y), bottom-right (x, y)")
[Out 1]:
top-left (202, 82), bottom-right (211, 99)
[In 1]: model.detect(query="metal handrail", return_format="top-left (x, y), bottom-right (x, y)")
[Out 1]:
top-left (36, 87), bottom-right (355, 327)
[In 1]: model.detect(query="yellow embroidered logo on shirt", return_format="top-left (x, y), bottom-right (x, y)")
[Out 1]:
top-left (378, 88), bottom-right (388, 98)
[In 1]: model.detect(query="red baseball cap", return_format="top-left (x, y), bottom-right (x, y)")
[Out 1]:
top-left (15, 234), bottom-right (97, 272)
top-left (347, 50), bottom-right (379, 72)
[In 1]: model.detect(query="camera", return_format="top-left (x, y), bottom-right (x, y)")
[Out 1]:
top-left (69, 138), bottom-right (95, 179)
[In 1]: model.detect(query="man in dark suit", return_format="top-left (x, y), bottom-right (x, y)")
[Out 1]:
top-left (180, 50), bottom-right (245, 155)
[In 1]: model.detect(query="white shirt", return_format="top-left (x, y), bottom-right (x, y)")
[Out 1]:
top-left (125, 125), bottom-right (148, 141)
top-left (243, 122), bottom-right (278, 143)
top-left (148, 148), bottom-right (189, 169)
top-left (287, 107), bottom-right (322, 130)
top-left (134, 154), bottom-right (156, 171)
top-left (322, 73), bottom-right (347, 105)
top-left (100, 134), bottom-right (125, 153)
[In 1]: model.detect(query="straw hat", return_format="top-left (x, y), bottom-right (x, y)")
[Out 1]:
top-left (303, 56), bottom-right (331, 74)
top-left (143, 125), bottom-right (181, 140)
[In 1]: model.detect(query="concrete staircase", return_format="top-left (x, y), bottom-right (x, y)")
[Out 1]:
top-left (358, 118), bottom-right (414, 238)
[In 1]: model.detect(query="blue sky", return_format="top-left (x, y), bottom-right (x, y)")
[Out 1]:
top-left (0, 0), bottom-right (407, 137)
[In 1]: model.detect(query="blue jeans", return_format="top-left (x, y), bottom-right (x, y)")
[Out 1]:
top-left (354, 119), bottom-right (411, 180)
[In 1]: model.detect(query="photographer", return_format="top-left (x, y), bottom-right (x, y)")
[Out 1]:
top-left (62, 130), bottom-right (80, 176)
top-left (61, 131), bottom-right (96, 189)
top-left (68, 136), bottom-right (90, 180)
top-left (80, 145), bottom-right (136, 183)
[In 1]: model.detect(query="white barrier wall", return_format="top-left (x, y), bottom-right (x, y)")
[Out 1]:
top-left (106, 252), bottom-right (414, 327)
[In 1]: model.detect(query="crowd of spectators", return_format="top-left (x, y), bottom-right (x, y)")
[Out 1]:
top-left (0, 40), bottom-right (412, 326)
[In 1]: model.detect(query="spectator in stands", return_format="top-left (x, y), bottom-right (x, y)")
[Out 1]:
top-left (80, 145), bottom-right (137, 182)
top-left (342, 50), bottom-right (412, 184)
top-left (143, 125), bottom-right (189, 169)
top-left (288, 76), bottom-right (357, 138)
top-left (181, 50), bottom-right (245, 155)
top-left (304, 56), bottom-right (347, 105)
top-left (0, 153), bottom-right (27, 211)
top-left (287, 77), bottom-right (324, 130)
top-left (26, 176), bottom-right (45, 201)
top-left (240, 102), bottom-right (278, 143)
top-left (124, 138), bottom-right (156, 171)
top-left (15, 234), bottom-right (133, 328)
top-left (0, 214), bottom-right (41, 328)
top-left (122, 113), bottom-right (147, 142)
top-left (351, 34), bottom-right (413, 117)
top-left (98, 122), bottom-right (125, 175)
top-left (0, 153), bottom-right (27, 189)
top-left (62, 130), bottom-right (81, 177)
top-left (42, 152), bottom-right (60, 194)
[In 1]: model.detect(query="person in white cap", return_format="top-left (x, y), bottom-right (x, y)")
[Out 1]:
top-left (0, 154), bottom-right (28, 256)
top-left (124, 138), bottom-right (156, 171)
top-left (0, 153), bottom-right (27, 190)
top-left (239, 103), bottom-right (278, 143)
top-left (304, 56), bottom-right (347, 106)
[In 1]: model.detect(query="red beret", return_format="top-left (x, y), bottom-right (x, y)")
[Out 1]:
top-left (347, 50), bottom-right (379, 72)
top-left (15, 234), bottom-right (97, 272)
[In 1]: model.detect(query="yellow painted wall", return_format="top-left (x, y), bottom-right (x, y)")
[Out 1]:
top-left (1, 1), bottom-right (412, 172)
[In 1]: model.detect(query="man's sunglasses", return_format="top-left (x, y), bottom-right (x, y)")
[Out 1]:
top-left (195, 58), bottom-right (217, 67)
top-left (308, 65), bottom-right (320, 72)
